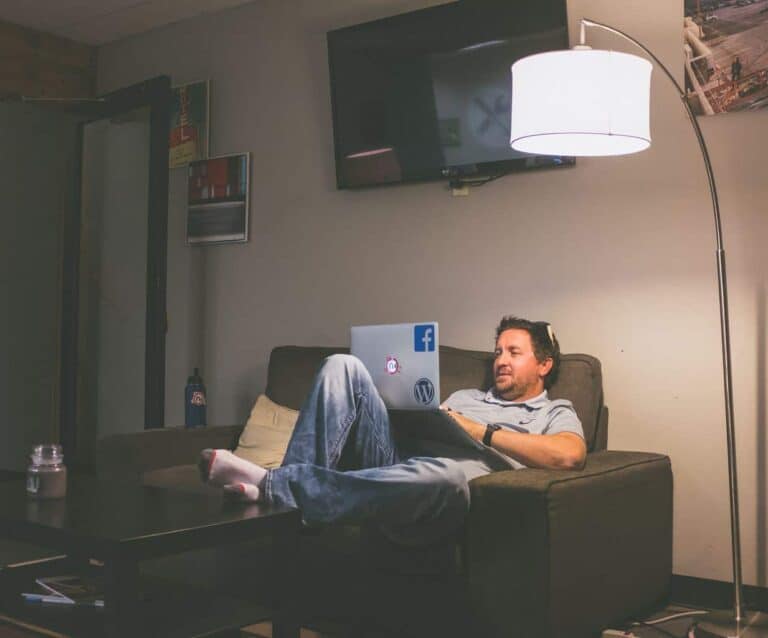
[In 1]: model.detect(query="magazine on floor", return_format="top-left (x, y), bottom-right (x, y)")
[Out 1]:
top-left (21, 574), bottom-right (104, 607)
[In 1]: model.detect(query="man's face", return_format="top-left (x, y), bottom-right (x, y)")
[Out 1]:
top-left (493, 329), bottom-right (552, 401)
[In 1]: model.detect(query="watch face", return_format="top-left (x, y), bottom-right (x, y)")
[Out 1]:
top-left (468, 88), bottom-right (511, 148)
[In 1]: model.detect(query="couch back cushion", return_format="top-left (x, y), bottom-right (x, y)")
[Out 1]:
top-left (266, 346), bottom-right (605, 452)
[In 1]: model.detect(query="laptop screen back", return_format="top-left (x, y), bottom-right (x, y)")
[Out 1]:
top-left (350, 322), bottom-right (440, 410)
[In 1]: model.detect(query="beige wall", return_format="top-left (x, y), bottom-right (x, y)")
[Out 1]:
top-left (98, 0), bottom-right (768, 585)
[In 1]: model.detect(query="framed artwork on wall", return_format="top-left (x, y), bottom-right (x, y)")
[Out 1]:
top-left (187, 153), bottom-right (250, 245)
top-left (684, 1), bottom-right (768, 115)
top-left (170, 80), bottom-right (210, 168)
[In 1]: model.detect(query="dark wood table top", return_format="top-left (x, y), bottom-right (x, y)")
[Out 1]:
top-left (0, 478), bottom-right (300, 560)
top-left (0, 478), bottom-right (301, 638)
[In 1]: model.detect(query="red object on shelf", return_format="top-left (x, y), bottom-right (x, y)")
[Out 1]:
top-left (207, 159), bottom-right (228, 186)
top-left (170, 125), bottom-right (198, 146)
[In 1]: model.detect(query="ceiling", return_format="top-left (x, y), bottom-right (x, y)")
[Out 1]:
top-left (0, 0), bottom-right (255, 46)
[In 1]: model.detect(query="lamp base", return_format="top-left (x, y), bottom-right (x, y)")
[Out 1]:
top-left (695, 610), bottom-right (768, 637)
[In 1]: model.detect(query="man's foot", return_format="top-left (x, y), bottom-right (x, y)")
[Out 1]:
top-left (199, 449), bottom-right (267, 490)
top-left (222, 482), bottom-right (261, 502)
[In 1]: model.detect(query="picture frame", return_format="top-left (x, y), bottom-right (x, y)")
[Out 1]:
top-left (684, 1), bottom-right (768, 115)
top-left (170, 80), bottom-right (210, 168)
top-left (187, 153), bottom-right (250, 245)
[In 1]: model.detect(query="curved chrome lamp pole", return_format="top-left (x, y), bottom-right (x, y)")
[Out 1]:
top-left (584, 19), bottom-right (745, 628)
top-left (511, 18), bottom-right (766, 637)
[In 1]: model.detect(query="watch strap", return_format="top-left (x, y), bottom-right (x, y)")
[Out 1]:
top-left (483, 423), bottom-right (501, 446)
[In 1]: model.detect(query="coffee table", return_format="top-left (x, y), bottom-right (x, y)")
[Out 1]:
top-left (0, 477), bottom-right (302, 638)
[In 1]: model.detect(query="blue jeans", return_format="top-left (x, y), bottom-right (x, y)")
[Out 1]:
top-left (263, 355), bottom-right (471, 545)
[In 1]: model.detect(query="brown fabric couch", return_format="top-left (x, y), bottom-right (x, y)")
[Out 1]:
top-left (96, 345), bottom-right (673, 637)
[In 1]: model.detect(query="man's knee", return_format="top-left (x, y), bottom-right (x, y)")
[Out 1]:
top-left (322, 353), bottom-right (365, 376)
top-left (320, 354), bottom-right (374, 390)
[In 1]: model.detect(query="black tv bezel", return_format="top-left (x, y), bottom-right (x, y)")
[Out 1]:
top-left (326, 0), bottom-right (574, 190)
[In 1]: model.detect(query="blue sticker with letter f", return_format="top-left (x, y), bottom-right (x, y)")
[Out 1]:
top-left (414, 324), bottom-right (436, 352)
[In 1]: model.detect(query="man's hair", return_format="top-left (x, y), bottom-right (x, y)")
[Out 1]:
top-left (494, 316), bottom-right (561, 389)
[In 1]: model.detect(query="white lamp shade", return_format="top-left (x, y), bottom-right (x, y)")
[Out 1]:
top-left (510, 48), bottom-right (652, 156)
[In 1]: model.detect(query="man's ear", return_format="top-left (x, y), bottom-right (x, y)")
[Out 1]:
top-left (538, 357), bottom-right (553, 379)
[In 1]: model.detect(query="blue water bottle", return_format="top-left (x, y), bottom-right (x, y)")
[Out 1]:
top-left (185, 368), bottom-right (207, 428)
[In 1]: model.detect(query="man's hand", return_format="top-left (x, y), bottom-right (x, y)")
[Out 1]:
top-left (440, 406), bottom-right (485, 441)
top-left (439, 406), bottom-right (586, 471)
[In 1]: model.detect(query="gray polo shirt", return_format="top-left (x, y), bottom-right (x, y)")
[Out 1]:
top-left (443, 388), bottom-right (583, 438)
top-left (431, 388), bottom-right (583, 477)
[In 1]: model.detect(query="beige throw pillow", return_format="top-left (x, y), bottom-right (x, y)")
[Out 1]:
top-left (233, 394), bottom-right (299, 469)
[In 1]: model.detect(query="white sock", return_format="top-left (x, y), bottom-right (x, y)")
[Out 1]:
top-left (222, 482), bottom-right (261, 502)
top-left (199, 449), bottom-right (267, 489)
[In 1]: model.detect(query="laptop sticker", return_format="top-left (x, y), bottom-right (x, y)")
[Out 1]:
top-left (413, 378), bottom-right (435, 404)
top-left (414, 324), bottom-right (436, 352)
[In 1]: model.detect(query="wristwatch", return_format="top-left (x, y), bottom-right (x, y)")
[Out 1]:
top-left (483, 423), bottom-right (502, 447)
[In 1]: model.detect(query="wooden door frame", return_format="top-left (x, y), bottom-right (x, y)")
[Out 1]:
top-left (59, 76), bottom-right (170, 465)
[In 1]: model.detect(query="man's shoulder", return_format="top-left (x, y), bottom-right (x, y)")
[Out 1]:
top-left (445, 388), bottom-right (486, 403)
top-left (442, 388), bottom-right (486, 409)
top-left (542, 397), bottom-right (583, 433)
top-left (546, 397), bottom-right (576, 410)
top-left (543, 397), bottom-right (579, 420)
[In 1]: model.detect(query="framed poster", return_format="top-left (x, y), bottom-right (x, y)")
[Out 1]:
top-left (187, 153), bottom-right (250, 245)
top-left (684, 1), bottom-right (768, 115)
top-left (170, 80), bottom-right (209, 168)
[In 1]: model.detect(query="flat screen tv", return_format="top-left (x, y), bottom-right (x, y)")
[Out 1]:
top-left (327, 0), bottom-right (573, 189)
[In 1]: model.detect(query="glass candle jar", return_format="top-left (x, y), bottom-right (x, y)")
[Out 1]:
top-left (26, 444), bottom-right (67, 499)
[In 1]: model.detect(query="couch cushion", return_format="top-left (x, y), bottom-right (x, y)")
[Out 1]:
top-left (266, 345), bottom-right (605, 451)
top-left (234, 394), bottom-right (298, 468)
top-left (266, 346), bottom-right (347, 409)
top-left (548, 354), bottom-right (603, 452)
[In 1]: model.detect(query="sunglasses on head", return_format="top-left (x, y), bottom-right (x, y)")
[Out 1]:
top-left (533, 321), bottom-right (555, 347)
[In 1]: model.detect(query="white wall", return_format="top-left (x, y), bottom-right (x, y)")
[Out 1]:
top-left (98, 0), bottom-right (768, 585)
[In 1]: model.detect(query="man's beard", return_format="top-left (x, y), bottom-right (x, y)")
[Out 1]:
top-left (494, 376), bottom-right (527, 401)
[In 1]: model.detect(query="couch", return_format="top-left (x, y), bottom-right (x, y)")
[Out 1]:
top-left (96, 345), bottom-right (673, 638)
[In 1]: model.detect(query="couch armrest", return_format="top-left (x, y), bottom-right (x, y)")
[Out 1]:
top-left (466, 450), bottom-right (672, 638)
top-left (95, 425), bottom-right (243, 482)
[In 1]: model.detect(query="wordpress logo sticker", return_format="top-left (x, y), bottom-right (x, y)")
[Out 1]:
top-left (414, 378), bottom-right (435, 405)
top-left (414, 324), bottom-right (436, 352)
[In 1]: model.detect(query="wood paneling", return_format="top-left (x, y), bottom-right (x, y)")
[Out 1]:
top-left (0, 19), bottom-right (95, 99)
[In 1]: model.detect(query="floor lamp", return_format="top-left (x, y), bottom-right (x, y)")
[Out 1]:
top-left (509, 18), bottom-right (767, 638)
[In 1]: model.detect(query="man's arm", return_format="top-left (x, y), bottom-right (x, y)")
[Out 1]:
top-left (443, 410), bottom-right (586, 470)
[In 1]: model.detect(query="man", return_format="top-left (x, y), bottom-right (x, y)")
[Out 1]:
top-left (200, 316), bottom-right (585, 544)
top-left (732, 56), bottom-right (742, 83)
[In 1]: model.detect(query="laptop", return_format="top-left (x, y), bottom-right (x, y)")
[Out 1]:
top-left (350, 321), bottom-right (515, 470)
top-left (350, 322), bottom-right (440, 410)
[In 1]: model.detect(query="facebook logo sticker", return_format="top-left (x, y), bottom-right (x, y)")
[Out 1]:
top-left (414, 324), bottom-right (436, 352)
